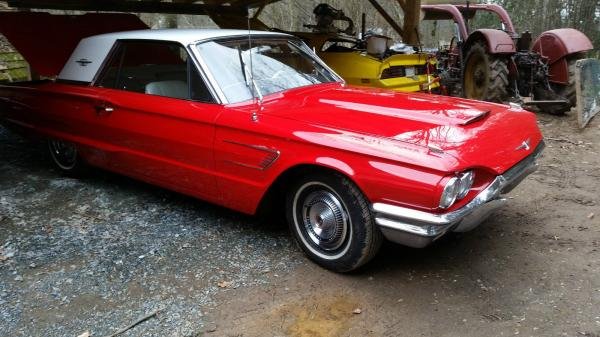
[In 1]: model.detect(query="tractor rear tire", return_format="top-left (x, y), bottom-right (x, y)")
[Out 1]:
top-left (463, 41), bottom-right (510, 103)
top-left (541, 54), bottom-right (585, 115)
top-left (552, 55), bottom-right (583, 108)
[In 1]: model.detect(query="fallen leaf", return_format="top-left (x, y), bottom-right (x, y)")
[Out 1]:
top-left (217, 280), bottom-right (232, 289)
top-left (352, 308), bottom-right (362, 314)
top-left (77, 331), bottom-right (90, 337)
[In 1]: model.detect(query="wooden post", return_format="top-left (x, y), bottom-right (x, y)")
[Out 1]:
top-left (396, 0), bottom-right (422, 45)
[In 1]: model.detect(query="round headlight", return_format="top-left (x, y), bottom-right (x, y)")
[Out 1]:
top-left (439, 176), bottom-right (460, 209)
top-left (456, 171), bottom-right (475, 200)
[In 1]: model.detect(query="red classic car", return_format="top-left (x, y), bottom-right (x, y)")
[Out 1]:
top-left (0, 28), bottom-right (543, 272)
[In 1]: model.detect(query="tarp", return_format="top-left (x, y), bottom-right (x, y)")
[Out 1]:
top-left (0, 12), bottom-right (148, 77)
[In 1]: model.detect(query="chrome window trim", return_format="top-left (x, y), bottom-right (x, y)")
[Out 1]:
top-left (91, 39), bottom-right (220, 104)
top-left (90, 40), bottom-right (121, 87)
top-left (288, 39), bottom-right (345, 84)
top-left (186, 45), bottom-right (225, 104)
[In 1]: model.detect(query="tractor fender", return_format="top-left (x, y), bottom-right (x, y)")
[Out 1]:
top-left (532, 28), bottom-right (593, 84)
top-left (464, 29), bottom-right (516, 55)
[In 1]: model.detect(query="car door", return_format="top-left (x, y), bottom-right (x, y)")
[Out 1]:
top-left (92, 40), bottom-right (221, 201)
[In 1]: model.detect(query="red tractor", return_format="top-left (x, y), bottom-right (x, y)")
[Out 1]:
top-left (421, 3), bottom-right (593, 114)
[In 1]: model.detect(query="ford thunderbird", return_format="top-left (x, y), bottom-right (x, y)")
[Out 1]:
top-left (0, 29), bottom-right (544, 272)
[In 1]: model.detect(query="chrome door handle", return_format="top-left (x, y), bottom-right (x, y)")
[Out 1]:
top-left (95, 105), bottom-right (114, 115)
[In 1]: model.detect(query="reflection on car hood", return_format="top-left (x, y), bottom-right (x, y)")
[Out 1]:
top-left (263, 84), bottom-right (543, 174)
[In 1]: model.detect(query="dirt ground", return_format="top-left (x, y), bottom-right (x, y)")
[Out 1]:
top-left (1, 112), bottom-right (599, 337)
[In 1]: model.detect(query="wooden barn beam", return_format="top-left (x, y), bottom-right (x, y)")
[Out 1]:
top-left (368, 0), bottom-right (422, 45)
top-left (367, 0), bottom-right (404, 37)
top-left (397, 0), bottom-right (422, 45)
top-left (5, 0), bottom-right (247, 15)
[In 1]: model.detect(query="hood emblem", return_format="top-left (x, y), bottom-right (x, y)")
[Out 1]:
top-left (76, 58), bottom-right (92, 66)
top-left (516, 138), bottom-right (531, 151)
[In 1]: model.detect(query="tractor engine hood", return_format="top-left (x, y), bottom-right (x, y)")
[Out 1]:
top-left (0, 12), bottom-right (148, 78)
top-left (265, 84), bottom-right (543, 174)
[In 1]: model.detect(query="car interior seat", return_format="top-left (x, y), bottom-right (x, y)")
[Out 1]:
top-left (145, 80), bottom-right (188, 99)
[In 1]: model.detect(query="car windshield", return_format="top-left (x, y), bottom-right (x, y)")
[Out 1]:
top-left (195, 38), bottom-right (339, 103)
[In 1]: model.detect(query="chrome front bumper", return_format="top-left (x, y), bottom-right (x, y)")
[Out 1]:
top-left (373, 141), bottom-right (545, 248)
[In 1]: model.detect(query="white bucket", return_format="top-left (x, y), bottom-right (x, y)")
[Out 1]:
top-left (366, 35), bottom-right (390, 55)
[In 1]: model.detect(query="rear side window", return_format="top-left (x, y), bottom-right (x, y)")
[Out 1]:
top-left (96, 40), bottom-right (214, 103)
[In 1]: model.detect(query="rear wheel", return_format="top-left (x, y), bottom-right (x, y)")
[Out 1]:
top-left (286, 172), bottom-right (382, 272)
top-left (538, 56), bottom-right (584, 115)
top-left (48, 139), bottom-right (84, 175)
top-left (552, 55), bottom-right (584, 108)
top-left (463, 42), bottom-right (510, 103)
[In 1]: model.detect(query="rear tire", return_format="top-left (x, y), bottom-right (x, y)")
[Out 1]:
top-left (552, 55), bottom-right (583, 108)
top-left (463, 41), bottom-right (510, 103)
top-left (48, 139), bottom-right (85, 175)
top-left (538, 56), bottom-right (584, 115)
top-left (286, 172), bottom-right (382, 272)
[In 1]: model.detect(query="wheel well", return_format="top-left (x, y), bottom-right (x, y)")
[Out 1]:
top-left (463, 35), bottom-right (487, 55)
top-left (256, 164), bottom-right (352, 220)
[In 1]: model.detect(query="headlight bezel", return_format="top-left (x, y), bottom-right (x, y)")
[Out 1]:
top-left (456, 171), bottom-right (475, 200)
top-left (439, 170), bottom-right (475, 209)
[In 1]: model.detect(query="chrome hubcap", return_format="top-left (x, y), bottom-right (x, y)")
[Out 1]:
top-left (49, 140), bottom-right (77, 169)
top-left (302, 190), bottom-right (348, 251)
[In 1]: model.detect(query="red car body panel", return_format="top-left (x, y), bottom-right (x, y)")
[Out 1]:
top-left (1, 82), bottom-right (223, 203)
top-left (3, 80), bottom-right (540, 214)
top-left (212, 83), bottom-right (542, 213)
top-left (0, 80), bottom-right (542, 215)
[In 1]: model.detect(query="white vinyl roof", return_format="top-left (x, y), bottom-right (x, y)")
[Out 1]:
top-left (58, 29), bottom-right (288, 83)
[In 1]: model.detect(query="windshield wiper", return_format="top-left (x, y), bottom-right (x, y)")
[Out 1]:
top-left (237, 46), bottom-right (264, 103)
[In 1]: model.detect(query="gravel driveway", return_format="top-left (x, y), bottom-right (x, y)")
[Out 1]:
top-left (1, 114), bottom-right (599, 337)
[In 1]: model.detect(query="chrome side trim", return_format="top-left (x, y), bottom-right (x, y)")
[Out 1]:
top-left (225, 161), bottom-right (265, 171)
top-left (223, 140), bottom-right (280, 170)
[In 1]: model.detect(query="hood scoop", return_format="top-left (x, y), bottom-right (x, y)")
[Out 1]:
top-left (319, 99), bottom-right (490, 126)
top-left (459, 109), bottom-right (490, 125)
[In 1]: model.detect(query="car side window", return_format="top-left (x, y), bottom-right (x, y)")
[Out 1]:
top-left (96, 40), bottom-right (214, 103)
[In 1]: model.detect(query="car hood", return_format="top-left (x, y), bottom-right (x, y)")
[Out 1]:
top-left (260, 84), bottom-right (543, 174)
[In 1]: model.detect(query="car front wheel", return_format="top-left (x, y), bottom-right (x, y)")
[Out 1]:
top-left (286, 172), bottom-right (382, 272)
